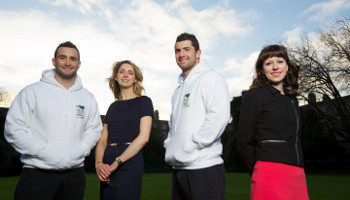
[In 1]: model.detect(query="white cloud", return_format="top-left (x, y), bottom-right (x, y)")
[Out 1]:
top-left (0, 0), bottom-right (255, 120)
top-left (39, 0), bottom-right (99, 14)
top-left (169, 0), bottom-right (254, 39)
top-left (224, 51), bottom-right (259, 97)
top-left (302, 0), bottom-right (350, 22)
top-left (220, 0), bottom-right (230, 7)
top-left (39, 0), bottom-right (75, 8)
top-left (282, 27), bottom-right (303, 45)
top-left (0, 9), bottom-right (125, 116)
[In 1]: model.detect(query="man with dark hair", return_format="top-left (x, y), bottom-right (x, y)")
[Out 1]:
top-left (164, 33), bottom-right (230, 200)
top-left (175, 32), bottom-right (200, 51)
top-left (54, 41), bottom-right (80, 60)
top-left (5, 41), bottom-right (102, 200)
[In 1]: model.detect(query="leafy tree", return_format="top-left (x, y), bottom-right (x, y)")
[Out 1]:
top-left (300, 106), bottom-right (346, 171)
top-left (143, 111), bottom-right (168, 172)
top-left (0, 88), bottom-right (23, 176)
top-left (0, 108), bottom-right (22, 176)
top-left (222, 91), bottom-right (247, 172)
top-left (154, 110), bottom-right (159, 121)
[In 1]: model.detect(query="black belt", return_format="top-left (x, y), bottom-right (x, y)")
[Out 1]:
top-left (107, 142), bottom-right (131, 146)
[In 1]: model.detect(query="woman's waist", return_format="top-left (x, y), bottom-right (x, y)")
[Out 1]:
top-left (107, 138), bottom-right (134, 144)
top-left (255, 149), bottom-right (304, 167)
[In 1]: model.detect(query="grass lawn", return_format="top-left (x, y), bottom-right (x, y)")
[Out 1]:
top-left (0, 172), bottom-right (349, 199)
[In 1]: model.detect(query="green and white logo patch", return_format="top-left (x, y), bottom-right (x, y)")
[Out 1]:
top-left (183, 93), bottom-right (190, 107)
top-left (76, 105), bottom-right (85, 118)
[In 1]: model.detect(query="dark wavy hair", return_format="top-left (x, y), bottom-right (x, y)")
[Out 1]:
top-left (107, 60), bottom-right (144, 100)
top-left (250, 44), bottom-right (299, 95)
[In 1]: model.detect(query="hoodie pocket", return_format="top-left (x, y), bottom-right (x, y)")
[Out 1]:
top-left (37, 140), bottom-right (85, 169)
top-left (174, 140), bottom-right (199, 164)
top-left (165, 134), bottom-right (199, 165)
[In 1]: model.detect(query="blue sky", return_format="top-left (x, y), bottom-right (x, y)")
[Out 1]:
top-left (0, 0), bottom-right (349, 119)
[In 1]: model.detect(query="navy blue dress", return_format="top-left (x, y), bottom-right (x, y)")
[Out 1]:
top-left (101, 96), bottom-right (154, 200)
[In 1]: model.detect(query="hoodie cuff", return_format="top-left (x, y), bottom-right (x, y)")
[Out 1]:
top-left (80, 142), bottom-right (90, 157)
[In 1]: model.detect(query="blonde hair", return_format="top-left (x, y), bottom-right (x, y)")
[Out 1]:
top-left (107, 60), bottom-right (144, 100)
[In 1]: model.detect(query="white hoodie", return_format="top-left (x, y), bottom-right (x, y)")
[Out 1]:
top-left (5, 69), bottom-right (102, 170)
top-left (164, 63), bottom-right (230, 169)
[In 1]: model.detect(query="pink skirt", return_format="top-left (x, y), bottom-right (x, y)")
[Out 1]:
top-left (251, 161), bottom-right (309, 200)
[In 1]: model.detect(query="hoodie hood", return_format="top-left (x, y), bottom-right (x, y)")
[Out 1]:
top-left (40, 68), bottom-right (83, 92)
top-left (178, 63), bottom-right (210, 85)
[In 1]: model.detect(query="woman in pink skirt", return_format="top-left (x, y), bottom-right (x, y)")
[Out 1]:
top-left (237, 45), bottom-right (309, 200)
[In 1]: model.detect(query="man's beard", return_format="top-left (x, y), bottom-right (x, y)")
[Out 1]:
top-left (55, 67), bottom-right (77, 80)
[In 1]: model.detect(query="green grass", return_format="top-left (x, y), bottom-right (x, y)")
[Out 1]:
top-left (306, 173), bottom-right (350, 200)
top-left (0, 172), bottom-right (349, 199)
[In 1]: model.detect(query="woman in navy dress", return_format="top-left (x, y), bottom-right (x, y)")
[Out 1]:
top-left (95, 60), bottom-right (154, 200)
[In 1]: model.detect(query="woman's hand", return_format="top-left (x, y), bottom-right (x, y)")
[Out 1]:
top-left (96, 163), bottom-right (111, 183)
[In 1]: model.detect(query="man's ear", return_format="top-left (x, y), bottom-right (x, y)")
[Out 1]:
top-left (196, 49), bottom-right (201, 60)
top-left (52, 58), bottom-right (56, 67)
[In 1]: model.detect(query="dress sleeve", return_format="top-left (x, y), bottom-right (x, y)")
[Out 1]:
top-left (103, 103), bottom-right (114, 124)
top-left (237, 89), bottom-right (260, 175)
top-left (139, 96), bottom-right (154, 118)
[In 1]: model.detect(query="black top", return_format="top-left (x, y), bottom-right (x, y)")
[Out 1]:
top-left (103, 96), bottom-right (154, 143)
top-left (237, 85), bottom-right (304, 175)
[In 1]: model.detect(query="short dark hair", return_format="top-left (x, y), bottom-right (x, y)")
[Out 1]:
top-left (54, 41), bottom-right (80, 60)
top-left (250, 44), bottom-right (299, 95)
top-left (175, 33), bottom-right (200, 51)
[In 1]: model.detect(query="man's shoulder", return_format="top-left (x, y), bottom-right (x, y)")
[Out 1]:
top-left (197, 68), bottom-right (226, 87)
top-left (18, 81), bottom-right (43, 94)
top-left (79, 87), bottom-right (96, 99)
top-left (206, 69), bottom-right (224, 78)
top-left (197, 65), bottom-right (224, 79)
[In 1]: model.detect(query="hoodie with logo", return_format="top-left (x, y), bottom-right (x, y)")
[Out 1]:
top-left (5, 69), bottom-right (102, 170)
top-left (164, 63), bottom-right (230, 169)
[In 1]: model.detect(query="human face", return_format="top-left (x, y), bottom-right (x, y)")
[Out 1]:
top-left (52, 47), bottom-right (80, 80)
top-left (263, 56), bottom-right (288, 89)
top-left (175, 40), bottom-right (201, 77)
top-left (115, 63), bottom-right (137, 89)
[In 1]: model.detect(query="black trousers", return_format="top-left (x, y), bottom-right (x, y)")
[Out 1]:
top-left (172, 164), bottom-right (225, 200)
top-left (14, 167), bottom-right (85, 200)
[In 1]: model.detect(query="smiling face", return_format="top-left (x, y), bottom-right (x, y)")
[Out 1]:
top-left (175, 40), bottom-right (201, 77)
top-left (263, 56), bottom-right (288, 90)
top-left (115, 63), bottom-right (136, 89)
top-left (52, 47), bottom-right (80, 80)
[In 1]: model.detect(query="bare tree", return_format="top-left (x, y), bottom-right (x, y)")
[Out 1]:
top-left (0, 88), bottom-right (9, 103)
top-left (321, 18), bottom-right (350, 91)
top-left (285, 17), bottom-right (350, 139)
